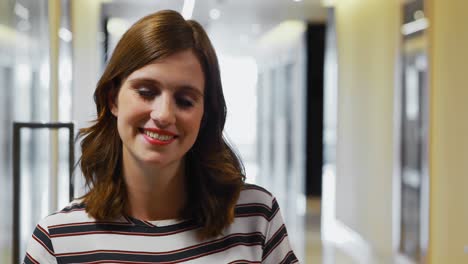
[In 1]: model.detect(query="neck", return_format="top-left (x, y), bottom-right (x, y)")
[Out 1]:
top-left (122, 154), bottom-right (187, 221)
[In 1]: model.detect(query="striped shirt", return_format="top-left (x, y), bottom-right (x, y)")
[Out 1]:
top-left (24, 184), bottom-right (299, 263)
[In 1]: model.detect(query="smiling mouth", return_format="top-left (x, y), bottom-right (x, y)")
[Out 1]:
top-left (138, 128), bottom-right (177, 142)
top-left (143, 130), bottom-right (176, 141)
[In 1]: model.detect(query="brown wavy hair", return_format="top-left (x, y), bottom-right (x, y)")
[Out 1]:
top-left (78, 10), bottom-right (245, 239)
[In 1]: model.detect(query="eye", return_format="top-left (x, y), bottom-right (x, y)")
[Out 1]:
top-left (136, 87), bottom-right (157, 100)
top-left (176, 97), bottom-right (194, 108)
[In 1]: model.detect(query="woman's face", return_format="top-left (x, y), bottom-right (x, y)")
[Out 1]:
top-left (111, 49), bottom-right (205, 169)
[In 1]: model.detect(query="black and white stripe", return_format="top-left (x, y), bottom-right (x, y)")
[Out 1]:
top-left (56, 232), bottom-right (264, 263)
top-left (24, 184), bottom-right (298, 264)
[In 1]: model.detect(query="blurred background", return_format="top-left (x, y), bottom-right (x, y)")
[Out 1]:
top-left (1, 0), bottom-right (467, 263)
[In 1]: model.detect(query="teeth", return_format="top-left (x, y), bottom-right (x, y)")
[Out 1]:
top-left (144, 130), bottom-right (173, 141)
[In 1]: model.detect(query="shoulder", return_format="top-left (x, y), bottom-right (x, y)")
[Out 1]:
top-left (227, 184), bottom-right (277, 236)
top-left (241, 183), bottom-right (272, 196)
top-left (37, 199), bottom-right (92, 230)
top-left (24, 200), bottom-right (92, 263)
top-left (237, 183), bottom-right (277, 210)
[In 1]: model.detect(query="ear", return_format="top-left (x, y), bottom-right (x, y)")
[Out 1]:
top-left (109, 91), bottom-right (118, 117)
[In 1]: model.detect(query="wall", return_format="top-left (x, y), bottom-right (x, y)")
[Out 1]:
top-left (427, 0), bottom-right (468, 262)
top-left (71, 0), bottom-right (103, 131)
top-left (334, 0), bottom-right (399, 258)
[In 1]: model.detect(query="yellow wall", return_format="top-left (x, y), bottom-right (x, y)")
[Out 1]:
top-left (335, 0), bottom-right (468, 261)
top-left (428, 0), bottom-right (468, 262)
top-left (71, 0), bottom-right (105, 196)
top-left (71, 0), bottom-right (103, 130)
top-left (334, 0), bottom-right (399, 257)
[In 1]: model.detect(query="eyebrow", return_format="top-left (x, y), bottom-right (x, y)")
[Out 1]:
top-left (127, 77), bottom-right (204, 97)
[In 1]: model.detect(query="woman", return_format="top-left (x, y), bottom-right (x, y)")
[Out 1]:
top-left (24, 10), bottom-right (298, 264)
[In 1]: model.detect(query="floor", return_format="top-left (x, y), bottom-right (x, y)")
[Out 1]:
top-left (304, 198), bottom-right (417, 264)
top-left (305, 197), bottom-right (371, 264)
top-left (306, 197), bottom-right (323, 263)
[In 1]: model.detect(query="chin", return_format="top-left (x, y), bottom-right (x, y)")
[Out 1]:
top-left (142, 157), bottom-right (169, 165)
top-left (143, 156), bottom-right (180, 167)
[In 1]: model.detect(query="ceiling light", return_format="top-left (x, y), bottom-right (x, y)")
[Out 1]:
top-left (209, 8), bottom-right (221, 20)
top-left (401, 18), bottom-right (429, 35)
top-left (107, 18), bottom-right (130, 38)
top-left (14, 3), bottom-right (29, 20)
top-left (58, 28), bottom-right (72, 42)
top-left (182, 0), bottom-right (196, 19)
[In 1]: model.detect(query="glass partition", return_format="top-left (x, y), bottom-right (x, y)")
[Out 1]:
top-left (12, 123), bottom-right (74, 263)
top-left (399, 0), bottom-right (429, 262)
top-left (255, 23), bottom-right (307, 261)
top-left (14, 127), bottom-right (51, 262)
top-left (0, 0), bottom-right (74, 262)
top-left (0, 0), bottom-right (49, 261)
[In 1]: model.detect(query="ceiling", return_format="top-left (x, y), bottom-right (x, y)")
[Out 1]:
top-left (102, 0), bottom-right (328, 56)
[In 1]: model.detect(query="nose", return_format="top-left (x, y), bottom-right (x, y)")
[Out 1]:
top-left (150, 94), bottom-right (176, 127)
